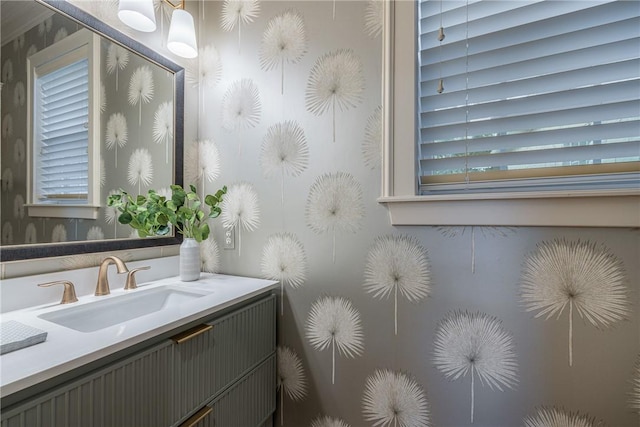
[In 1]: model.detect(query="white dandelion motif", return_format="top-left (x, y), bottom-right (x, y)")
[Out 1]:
top-left (13, 34), bottom-right (25, 52)
top-left (100, 156), bottom-right (106, 188)
top-left (306, 296), bottom-right (364, 385)
top-left (220, 0), bottom-right (260, 51)
top-left (221, 182), bottom-right (260, 256)
top-left (221, 79), bottom-right (261, 154)
top-left (261, 232), bottom-right (307, 315)
top-left (520, 239), bottom-right (629, 367)
top-left (156, 186), bottom-right (172, 200)
top-left (86, 226), bottom-right (104, 241)
top-left (51, 224), bottom-right (68, 243)
top-left (1, 60), bottom-right (13, 84)
top-left (128, 66), bottom-right (155, 126)
top-left (2, 114), bottom-right (13, 138)
top-left (200, 237), bottom-right (220, 273)
top-left (184, 140), bottom-right (220, 198)
top-left (187, 45), bottom-right (222, 116)
top-left (2, 168), bottom-right (13, 205)
top-left (105, 189), bottom-right (121, 238)
top-left (95, 0), bottom-right (119, 23)
top-left (438, 226), bottom-right (516, 273)
top-left (153, 0), bottom-right (174, 44)
top-left (38, 17), bottom-right (53, 45)
top-left (13, 194), bottom-right (25, 223)
top-left (260, 120), bottom-right (309, 208)
top-left (100, 82), bottom-right (106, 113)
top-left (105, 112), bottom-right (128, 168)
top-left (128, 148), bottom-right (154, 194)
top-left (13, 82), bottom-right (25, 107)
top-left (13, 138), bottom-right (25, 164)
top-left (153, 101), bottom-right (173, 164)
top-left (277, 345), bottom-right (307, 426)
top-left (363, 106), bottom-right (382, 169)
top-left (26, 45), bottom-right (38, 59)
top-left (433, 310), bottom-right (518, 423)
top-left (310, 416), bottom-right (351, 427)
top-left (106, 43), bottom-right (130, 91)
top-left (305, 49), bottom-right (364, 142)
top-left (25, 223), bottom-right (37, 244)
top-left (260, 10), bottom-right (307, 94)
top-left (364, 234), bottom-right (431, 335)
top-left (364, 0), bottom-right (384, 38)
top-left (54, 28), bottom-right (68, 44)
top-left (630, 355), bottom-right (640, 411)
top-left (523, 406), bottom-right (601, 427)
top-left (306, 172), bottom-right (364, 263)
top-left (2, 223), bottom-right (13, 245)
top-left (362, 369), bottom-right (431, 427)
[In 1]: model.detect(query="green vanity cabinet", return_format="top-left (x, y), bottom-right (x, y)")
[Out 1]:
top-left (1, 293), bottom-right (277, 427)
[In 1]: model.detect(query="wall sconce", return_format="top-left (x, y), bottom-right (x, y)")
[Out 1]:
top-left (118, 0), bottom-right (198, 59)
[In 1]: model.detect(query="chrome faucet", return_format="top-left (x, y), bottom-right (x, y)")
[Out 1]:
top-left (95, 256), bottom-right (129, 296)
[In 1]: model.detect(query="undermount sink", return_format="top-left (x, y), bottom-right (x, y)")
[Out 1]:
top-left (38, 286), bottom-right (211, 333)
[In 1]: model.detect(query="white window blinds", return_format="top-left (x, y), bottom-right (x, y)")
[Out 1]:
top-left (35, 57), bottom-right (89, 201)
top-left (418, 0), bottom-right (640, 195)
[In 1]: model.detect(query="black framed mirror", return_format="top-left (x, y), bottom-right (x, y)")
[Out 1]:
top-left (0, 0), bottom-right (183, 261)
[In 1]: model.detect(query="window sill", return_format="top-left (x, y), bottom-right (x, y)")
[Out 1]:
top-left (378, 190), bottom-right (640, 227)
top-left (27, 204), bottom-right (100, 220)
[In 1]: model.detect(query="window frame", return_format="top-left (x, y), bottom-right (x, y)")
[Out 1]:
top-left (26, 28), bottom-right (101, 220)
top-left (377, 0), bottom-right (640, 227)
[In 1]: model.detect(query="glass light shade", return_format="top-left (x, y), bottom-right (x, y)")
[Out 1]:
top-left (118, 0), bottom-right (156, 33)
top-left (167, 9), bottom-right (198, 59)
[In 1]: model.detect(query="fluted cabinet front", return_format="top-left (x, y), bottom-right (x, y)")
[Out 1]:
top-left (198, 355), bottom-right (276, 427)
top-left (1, 341), bottom-right (174, 427)
top-left (171, 295), bottom-right (276, 425)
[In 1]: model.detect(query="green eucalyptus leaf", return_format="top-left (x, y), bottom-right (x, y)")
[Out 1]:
top-left (118, 212), bottom-right (133, 224)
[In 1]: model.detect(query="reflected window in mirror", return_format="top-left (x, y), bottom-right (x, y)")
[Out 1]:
top-left (1, 0), bottom-right (184, 260)
top-left (27, 29), bottom-right (101, 220)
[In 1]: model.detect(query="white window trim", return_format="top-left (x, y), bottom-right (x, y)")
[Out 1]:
top-left (378, 0), bottom-right (640, 227)
top-left (26, 29), bottom-right (101, 220)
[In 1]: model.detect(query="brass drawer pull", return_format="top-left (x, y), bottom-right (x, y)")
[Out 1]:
top-left (179, 406), bottom-right (213, 427)
top-left (171, 324), bottom-right (213, 344)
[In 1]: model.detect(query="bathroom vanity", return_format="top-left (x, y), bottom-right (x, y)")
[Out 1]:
top-left (0, 270), bottom-right (278, 427)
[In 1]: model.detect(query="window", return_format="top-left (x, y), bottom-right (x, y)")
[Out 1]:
top-left (27, 29), bottom-right (101, 219)
top-left (379, 0), bottom-right (640, 227)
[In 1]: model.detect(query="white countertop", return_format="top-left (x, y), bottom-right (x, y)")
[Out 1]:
top-left (0, 273), bottom-right (277, 398)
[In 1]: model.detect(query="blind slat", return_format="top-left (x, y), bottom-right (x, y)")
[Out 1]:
top-left (420, 141), bottom-right (640, 172)
top-left (417, 0), bottom-right (640, 193)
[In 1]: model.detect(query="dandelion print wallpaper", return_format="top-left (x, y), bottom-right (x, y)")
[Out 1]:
top-left (6, 1), bottom-right (637, 425)
top-left (192, 1), bottom-right (638, 425)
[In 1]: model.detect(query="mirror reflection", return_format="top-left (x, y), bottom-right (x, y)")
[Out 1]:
top-left (1, 1), bottom-right (176, 248)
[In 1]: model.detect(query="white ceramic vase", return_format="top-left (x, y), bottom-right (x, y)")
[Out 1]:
top-left (180, 237), bottom-right (201, 281)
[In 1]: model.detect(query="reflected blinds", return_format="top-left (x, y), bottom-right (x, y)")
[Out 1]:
top-left (417, 0), bottom-right (640, 194)
top-left (35, 58), bottom-right (89, 200)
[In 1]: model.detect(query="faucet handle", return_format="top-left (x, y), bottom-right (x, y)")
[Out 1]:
top-left (38, 280), bottom-right (79, 304)
top-left (124, 266), bottom-right (151, 290)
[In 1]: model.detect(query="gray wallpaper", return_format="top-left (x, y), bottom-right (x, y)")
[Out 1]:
top-left (189, 1), bottom-right (639, 426)
top-left (0, 1), bottom-right (636, 426)
top-left (0, 9), bottom-right (174, 245)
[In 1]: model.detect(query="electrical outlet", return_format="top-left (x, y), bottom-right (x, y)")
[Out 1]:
top-left (223, 228), bottom-right (235, 249)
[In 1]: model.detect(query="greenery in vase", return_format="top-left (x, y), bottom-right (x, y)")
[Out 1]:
top-left (107, 184), bottom-right (227, 242)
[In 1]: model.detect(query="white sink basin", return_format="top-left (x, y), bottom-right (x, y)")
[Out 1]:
top-left (38, 286), bottom-right (211, 333)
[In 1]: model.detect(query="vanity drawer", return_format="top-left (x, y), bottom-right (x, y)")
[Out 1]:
top-left (171, 294), bottom-right (276, 424)
top-left (0, 340), bottom-right (174, 427)
top-left (178, 354), bottom-right (276, 427)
